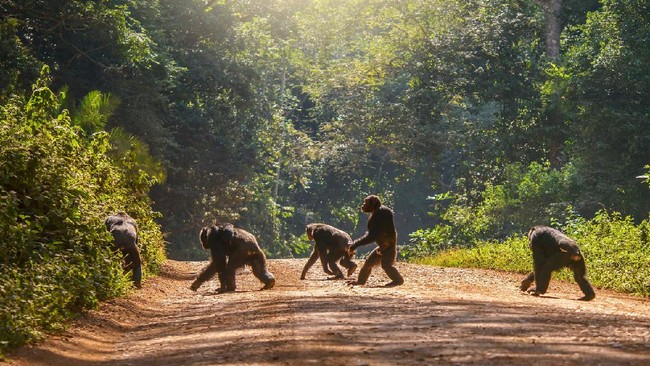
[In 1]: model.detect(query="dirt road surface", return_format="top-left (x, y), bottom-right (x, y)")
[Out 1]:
top-left (5, 259), bottom-right (650, 365)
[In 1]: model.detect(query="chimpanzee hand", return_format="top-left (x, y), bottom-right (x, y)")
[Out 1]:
top-left (347, 246), bottom-right (356, 257)
top-left (527, 288), bottom-right (542, 296)
top-left (578, 294), bottom-right (595, 301)
top-left (261, 277), bottom-right (275, 290)
top-left (520, 278), bottom-right (534, 291)
top-left (190, 280), bottom-right (201, 291)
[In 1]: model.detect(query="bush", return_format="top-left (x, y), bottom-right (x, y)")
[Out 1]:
top-left (0, 68), bottom-right (165, 354)
top-left (404, 161), bottom-right (579, 257)
top-left (417, 211), bottom-right (650, 297)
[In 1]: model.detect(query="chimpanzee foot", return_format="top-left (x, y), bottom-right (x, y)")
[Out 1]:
top-left (384, 280), bottom-right (404, 287)
top-left (261, 278), bottom-right (276, 290)
top-left (519, 279), bottom-right (533, 292)
top-left (328, 273), bottom-right (345, 280)
top-left (527, 288), bottom-right (542, 296)
top-left (347, 264), bottom-right (358, 277)
top-left (578, 294), bottom-right (595, 301)
top-left (190, 280), bottom-right (202, 291)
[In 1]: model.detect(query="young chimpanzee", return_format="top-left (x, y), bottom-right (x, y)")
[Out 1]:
top-left (520, 226), bottom-right (596, 301)
top-left (105, 212), bottom-right (143, 288)
top-left (190, 223), bottom-right (275, 292)
top-left (301, 223), bottom-right (357, 280)
top-left (347, 195), bottom-right (404, 287)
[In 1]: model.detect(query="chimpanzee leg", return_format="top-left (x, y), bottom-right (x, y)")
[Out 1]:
top-left (300, 248), bottom-right (320, 280)
top-left (324, 250), bottom-right (345, 279)
top-left (531, 253), bottom-right (567, 295)
top-left (222, 258), bottom-right (243, 292)
top-left (339, 252), bottom-right (357, 277)
top-left (216, 272), bottom-right (228, 292)
top-left (520, 272), bottom-right (535, 291)
top-left (571, 259), bottom-right (595, 301)
top-left (222, 267), bottom-right (237, 292)
top-left (250, 253), bottom-right (276, 290)
top-left (122, 246), bottom-right (143, 288)
top-left (191, 260), bottom-right (221, 291)
top-left (380, 245), bottom-right (403, 286)
top-left (315, 243), bottom-right (334, 275)
top-left (354, 248), bottom-right (382, 285)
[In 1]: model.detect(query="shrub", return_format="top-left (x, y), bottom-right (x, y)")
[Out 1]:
top-left (417, 210), bottom-right (650, 297)
top-left (0, 68), bottom-right (165, 354)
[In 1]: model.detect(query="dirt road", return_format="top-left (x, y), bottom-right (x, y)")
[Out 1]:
top-left (6, 259), bottom-right (650, 365)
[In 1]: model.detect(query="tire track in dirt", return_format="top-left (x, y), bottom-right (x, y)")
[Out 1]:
top-left (5, 259), bottom-right (650, 365)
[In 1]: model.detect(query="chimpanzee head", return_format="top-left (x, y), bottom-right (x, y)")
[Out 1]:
top-left (527, 226), bottom-right (537, 241)
top-left (360, 195), bottom-right (382, 213)
top-left (199, 224), bottom-right (235, 249)
top-left (305, 224), bottom-right (316, 241)
top-left (199, 226), bottom-right (213, 249)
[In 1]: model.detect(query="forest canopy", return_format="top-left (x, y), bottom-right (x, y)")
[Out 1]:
top-left (1, 0), bottom-right (648, 258)
top-left (1, 0), bottom-right (649, 353)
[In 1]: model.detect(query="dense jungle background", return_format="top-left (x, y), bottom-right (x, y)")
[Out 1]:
top-left (1, 0), bottom-right (649, 354)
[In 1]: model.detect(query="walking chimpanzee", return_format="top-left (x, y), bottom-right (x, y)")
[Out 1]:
top-left (190, 223), bottom-right (275, 292)
top-left (520, 226), bottom-right (596, 301)
top-left (105, 212), bottom-right (142, 288)
top-left (301, 223), bottom-right (357, 280)
top-left (347, 195), bottom-right (404, 287)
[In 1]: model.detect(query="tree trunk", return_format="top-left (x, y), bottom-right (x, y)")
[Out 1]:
top-left (535, 0), bottom-right (562, 60)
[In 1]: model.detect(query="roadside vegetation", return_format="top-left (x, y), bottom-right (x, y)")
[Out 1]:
top-left (1, 0), bottom-right (648, 356)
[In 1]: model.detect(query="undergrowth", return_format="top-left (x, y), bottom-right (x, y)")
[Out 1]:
top-left (414, 211), bottom-right (650, 297)
top-left (0, 69), bottom-right (165, 356)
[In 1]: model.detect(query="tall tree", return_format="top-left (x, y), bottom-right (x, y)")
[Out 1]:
top-left (535, 0), bottom-right (563, 60)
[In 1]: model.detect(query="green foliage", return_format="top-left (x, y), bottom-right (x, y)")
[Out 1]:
top-left (0, 70), bottom-right (164, 353)
top-left (2, 0), bottom-right (649, 283)
top-left (405, 161), bottom-right (579, 256)
top-left (419, 211), bottom-right (650, 297)
top-left (71, 90), bottom-right (121, 135)
top-left (563, 0), bottom-right (650, 217)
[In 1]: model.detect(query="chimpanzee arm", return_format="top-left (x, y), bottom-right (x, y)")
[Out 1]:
top-left (300, 247), bottom-right (320, 280)
top-left (191, 261), bottom-right (221, 291)
top-left (350, 232), bottom-right (374, 250)
top-left (350, 215), bottom-right (382, 250)
top-left (520, 272), bottom-right (535, 291)
top-left (571, 258), bottom-right (595, 301)
top-left (250, 252), bottom-right (275, 290)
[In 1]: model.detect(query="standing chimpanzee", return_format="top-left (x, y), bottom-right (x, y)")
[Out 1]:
top-left (190, 223), bottom-right (275, 292)
top-left (347, 195), bottom-right (404, 287)
top-left (301, 223), bottom-right (357, 280)
top-left (520, 226), bottom-right (596, 301)
top-left (105, 212), bottom-right (142, 288)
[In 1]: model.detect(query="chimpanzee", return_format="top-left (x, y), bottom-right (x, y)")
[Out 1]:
top-left (520, 225), bottom-right (596, 301)
top-left (105, 212), bottom-right (142, 288)
top-left (190, 223), bottom-right (275, 292)
top-left (301, 223), bottom-right (357, 280)
top-left (347, 195), bottom-right (404, 287)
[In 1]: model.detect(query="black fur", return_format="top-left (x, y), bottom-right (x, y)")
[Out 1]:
top-left (105, 212), bottom-right (142, 288)
top-left (191, 223), bottom-right (275, 292)
top-left (301, 223), bottom-right (357, 280)
top-left (520, 226), bottom-right (595, 301)
top-left (348, 195), bottom-right (404, 286)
